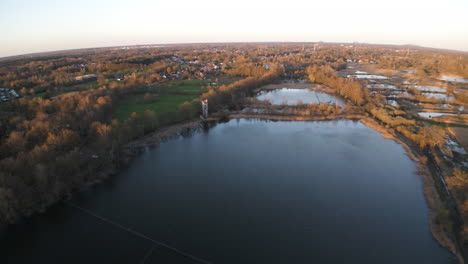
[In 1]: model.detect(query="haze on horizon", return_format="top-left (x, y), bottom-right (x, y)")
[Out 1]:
top-left (1, 0), bottom-right (467, 57)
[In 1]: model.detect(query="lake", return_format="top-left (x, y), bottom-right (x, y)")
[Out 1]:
top-left (0, 119), bottom-right (456, 264)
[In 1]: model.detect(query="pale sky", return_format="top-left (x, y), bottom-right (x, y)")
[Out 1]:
top-left (1, 0), bottom-right (467, 57)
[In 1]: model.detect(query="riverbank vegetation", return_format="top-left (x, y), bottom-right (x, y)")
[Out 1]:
top-left (306, 65), bottom-right (368, 105)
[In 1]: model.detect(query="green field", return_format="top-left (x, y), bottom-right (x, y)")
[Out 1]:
top-left (151, 79), bottom-right (210, 94)
top-left (112, 93), bottom-right (198, 120)
top-left (112, 80), bottom-right (214, 120)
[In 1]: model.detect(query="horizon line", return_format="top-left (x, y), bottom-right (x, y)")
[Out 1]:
top-left (1, 41), bottom-right (467, 61)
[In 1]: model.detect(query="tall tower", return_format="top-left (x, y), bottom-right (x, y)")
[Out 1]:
top-left (201, 99), bottom-right (208, 119)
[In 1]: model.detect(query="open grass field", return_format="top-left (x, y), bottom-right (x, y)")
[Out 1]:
top-left (112, 93), bottom-right (198, 120)
top-left (112, 79), bottom-right (228, 120)
top-left (112, 79), bottom-right (211, 120)
top-left (151, 79), bottom-right (210, 94)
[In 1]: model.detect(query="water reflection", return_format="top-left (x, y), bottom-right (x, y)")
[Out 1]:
top-left (256, 88), bottom-right (344, 106)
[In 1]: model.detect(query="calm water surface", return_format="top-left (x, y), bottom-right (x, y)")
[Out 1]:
top-left (1, 119), bottom-right (456, 264)
top-left (256, 88), bottom-right (343, 106)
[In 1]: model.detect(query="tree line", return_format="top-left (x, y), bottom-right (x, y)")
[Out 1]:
top-left (0, 61), bottom-right (284, 224)
top-left (306, 65), bottom-right (368, 105)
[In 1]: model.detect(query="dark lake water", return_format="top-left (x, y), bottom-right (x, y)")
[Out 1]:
top-left (256, 88), bottom-right (343, 106)
top-left (1, 119), bottom-right (456, 264)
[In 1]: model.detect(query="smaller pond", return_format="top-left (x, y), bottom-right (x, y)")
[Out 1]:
top-left (439, 76), bottom-right (468, 83)
top-left (422, 93), bottom-right (454, 101)
top-left (418, 112), bottom-right (458, 118)
top-left (436, 104), bottom-right (452, 108)
top-left (355, 70), bottom-right (368, 74)
top-left (256, 88), bottom-right (344, 106)
top-left (388, 91), bottom-right (414, 99)
top-left (387, 100), bottom-right (399, 107)
top-left (413, 85), bottom-right (446, 93)
top-left (348, 74), bottom-right (389, 79)
top-left (366, 84), bottom-right (398, 90)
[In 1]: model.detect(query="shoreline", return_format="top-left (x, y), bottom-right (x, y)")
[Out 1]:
top-left (360, 118), bottom-right (464, 263)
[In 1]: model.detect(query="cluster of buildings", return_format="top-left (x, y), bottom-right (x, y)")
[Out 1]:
top-left (167, 54), bottom-right (225, 80)
top-left (0, 88), bottom-right (20, 102)
top-left (346, 58), bottom-right (377, 64)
